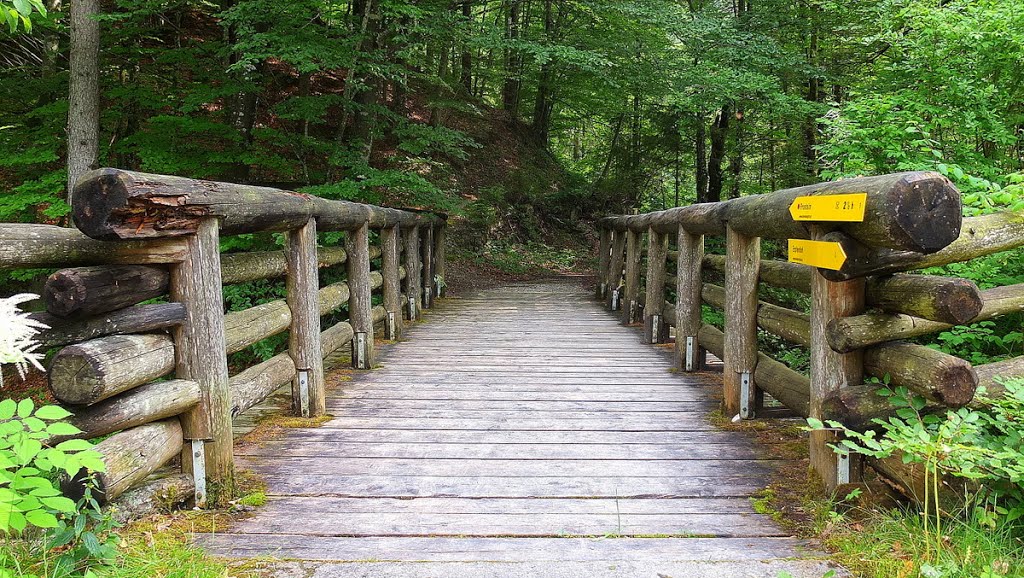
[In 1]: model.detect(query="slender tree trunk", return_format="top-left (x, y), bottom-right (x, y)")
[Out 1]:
top-left (695, 112), bottom-right (708, 202)
top-left (460, 1), bottom-right (473, 92)
top-left (67, 0), bottom-right (101, 201)
top-left (803, 2), bottom-right (820, 178)
top-left (729, 108), bottom-right (744, 199)
top-left (502, 0), bottom-right (522, 114)
top-left (336, 0), bottom-right (376, 146)
top-left (531, 0), bottom-right (555, 145)
top-left (707, 105), bottom-right (730, 203)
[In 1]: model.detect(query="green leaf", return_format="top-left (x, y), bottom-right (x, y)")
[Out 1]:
top-left (806, 417), bottom-right (825, 430)
top-left (35, 405), bottom-right (72, 421)
top-left (40, 496), bottom-right (76, 513)
top-left (25, 509), bottom-right (58, 529)
top-left (55, 439), bottom-right (94, 452)
top-left (82, 531), bottom-right (102, 555)
top-left (16, 399), bottom-right (33, 420)
top-left (0, 400), bottom-right (16, 420)
top-left (45, 423), bottom-right (81, 437)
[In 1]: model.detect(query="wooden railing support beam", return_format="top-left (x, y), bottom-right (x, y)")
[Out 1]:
top-left (723, 226), bottom-right (760, 419)
top-left (382, 225), bottom-right (403, 340)
top-left (622, 229), bottom-right (643, 325)
top-left (643, 228), bottom-right (668, 344)
top-left (676, 228), bottom-right (704, 371)
top-left (346, 222), bottom-right (375, 369)
top-left (285, 218), bottom-right (325, 417)
top-left (596, 228), bottom-right (611, 299)
top-left (421, 225), bottom-right (435, 309)
top-left (810, 227), bottom-right (866, 491)
top-left (169, 217), bottom-right (231, 505)
top-left (435, 223), bottom-right (447, 298)
top-left (606, 230), bottom-right (627, 311)
top-left (404, 225), bottom-right (421, 320)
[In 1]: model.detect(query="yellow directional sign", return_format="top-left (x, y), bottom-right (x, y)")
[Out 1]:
top-left (788, 193), bottom-right (867, 222)
top-left (788, 239), bottom-right (847, 271)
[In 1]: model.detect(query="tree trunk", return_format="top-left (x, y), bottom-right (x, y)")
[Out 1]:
top-left (460, 1), bottom-right (473, 92)
top-left (531, 0), bottom-right (555, 145)
top-left (728, 109), bottom-right (744, 199)
top-left (502, 0), bottom-right (522, 114)
top-left (66, 0), bottom-right (101, 199)
top-left (695, 112), bottom-right (708, 202)
top-left (707, 106), bottom-right (730, 203)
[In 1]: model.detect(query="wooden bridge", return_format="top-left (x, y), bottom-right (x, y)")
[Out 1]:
top-left (3, 168), bottom-right (1023, 575)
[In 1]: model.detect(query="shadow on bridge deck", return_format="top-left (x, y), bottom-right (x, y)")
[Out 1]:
top-left (196, 279), bottom-right (845, 577)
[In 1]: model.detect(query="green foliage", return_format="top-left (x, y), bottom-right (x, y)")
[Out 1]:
top-left (807, 378), bottom-right (1024, 564)
top-left (0, 0), bottom-right (46, 32)
top-left (0, 399), bottom-right (119, 578)
top-left (0, 399), bottom-right (105, 536)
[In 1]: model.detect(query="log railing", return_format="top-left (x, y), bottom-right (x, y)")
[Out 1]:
top-left (1, 168), bottom-right (447, 512)
top-left (596, 171), bottom-right (1024, 498)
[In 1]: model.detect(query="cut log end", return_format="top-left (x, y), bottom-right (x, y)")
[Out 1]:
top-left (937, 279), bottom-right (985, 324)
top-left (934, 364), bottom-right (978, 407)
top-left (72, 168), bottom-right (142, 241)
top-left (888, 172), bottom-right (962, 254)
top-left (43, 271), bottom-right (86, 317)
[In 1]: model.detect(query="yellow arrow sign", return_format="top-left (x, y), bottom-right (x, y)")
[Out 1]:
top-left (788, 239), bottom-right (847, 271)
top-left (788, 193), bottom-right (868, 222)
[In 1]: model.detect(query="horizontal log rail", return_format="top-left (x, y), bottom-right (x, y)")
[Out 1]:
top-left (1, 168), bottom-right (448, 511)
top-left (597, 171), bottom-right (1023, 501)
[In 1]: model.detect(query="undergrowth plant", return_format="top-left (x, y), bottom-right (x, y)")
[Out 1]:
top-left (807, 378), bottom-right (1024, 573)
top-left (1, 293), bottom-right (118, 578)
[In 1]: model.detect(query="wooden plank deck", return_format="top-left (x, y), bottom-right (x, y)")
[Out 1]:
top-left (198, 280), bottom-right (837, 574)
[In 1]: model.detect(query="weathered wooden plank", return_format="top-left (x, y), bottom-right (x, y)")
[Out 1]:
top-left (197, 535), bottom-right (816, 562)
top-left (224, 511), bottom-right (785, 538)
top-left (225, 496), bottom-right (761, 515)
top-left (212, 280), bottom-right (788, 556)
top-left (238, 457), bottom-right (777, 478)
top-left (254, 475), bottom-right (773, 499)
top-left (239, 442), bottom-right (761, 460)
top-left (242, 429), bottom-right (752, 445)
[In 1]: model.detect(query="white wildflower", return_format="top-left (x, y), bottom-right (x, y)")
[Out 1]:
top-left (0, 293), bottom-right (48, 386)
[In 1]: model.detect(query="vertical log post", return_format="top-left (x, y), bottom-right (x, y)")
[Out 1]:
top-left (285, 218), bottom-right (325, 417)
top-left (723, 226), bottom-right (760, 419)
top-left (810, 227), bottom-right (866, 491)
top-left (403, 225), bottom-right (421, 321)
top-left (642, 228), bottom-right (668, 344)
top-left (169, 218), bottom-right (231, 505)
top-left (346, 222), bottom-right (375, 369)
top-left (622, 229), bottom-right (643, 325)
top-left (676, 227), bottom-right (704, 371)
top-left (606, 230), bottom-right (627, 311)
top-left (596, 227), bottom-right (611, 299)
top-left (421, 225), bottom-right (434, 309)
top-left (434, 222), bottom-right (447, 298)
top-left (381, 225), bottom-right (403, 340)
